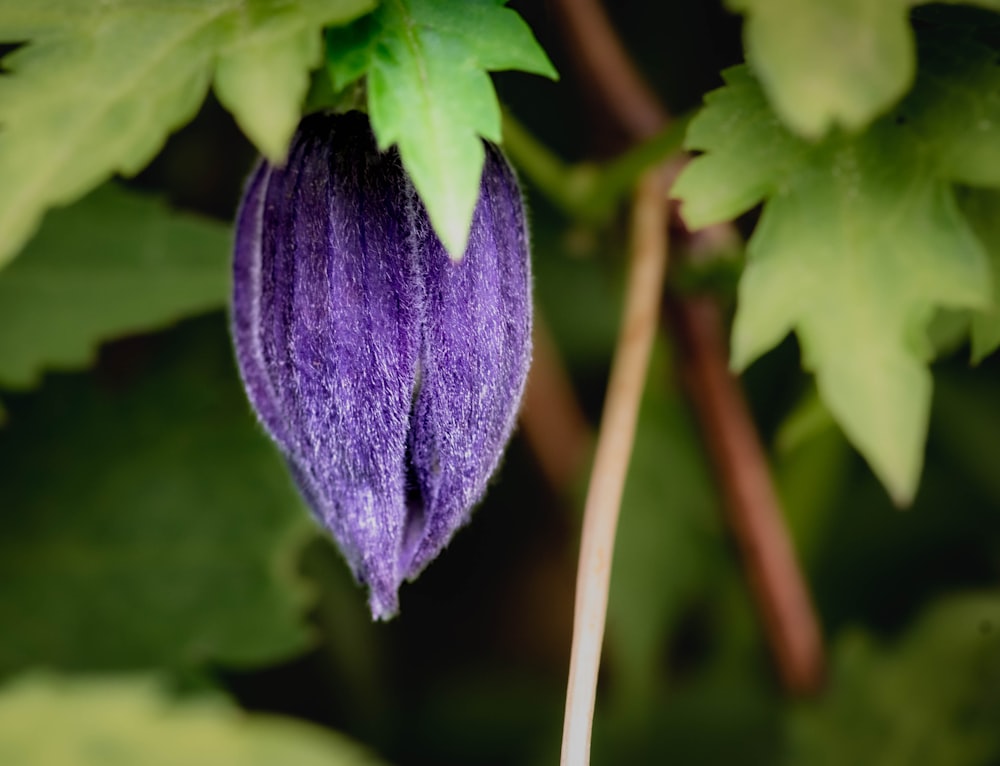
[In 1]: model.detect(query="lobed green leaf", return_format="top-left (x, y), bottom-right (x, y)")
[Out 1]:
top-left (729, 0), bottom-right (916, 138)
top-left (729, 0), bottom-right (1000, 138)
top-left (0, 0), bottom-right (374, 271)
top-left (673, 31), bottom-right (1000, 503)
top-left (327, 0), bottom-right (557, 258)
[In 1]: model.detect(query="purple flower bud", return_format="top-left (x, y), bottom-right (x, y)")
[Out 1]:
top-left (231, 112), bottom-right (532, 619)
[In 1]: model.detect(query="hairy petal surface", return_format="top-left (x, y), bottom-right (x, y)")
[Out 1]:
top-left (232, 112), bottom-right (531, 618)
top-left (404, 144), bottom-right (532, 578)
top-left (233, 113), bottom-right (422, 618)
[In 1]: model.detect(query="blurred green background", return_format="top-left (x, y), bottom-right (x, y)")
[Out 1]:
top-left (1, 1), bottom-right (999, 764)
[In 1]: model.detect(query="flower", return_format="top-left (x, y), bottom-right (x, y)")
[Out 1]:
top-left (231, 112), bottom-right (532, 619)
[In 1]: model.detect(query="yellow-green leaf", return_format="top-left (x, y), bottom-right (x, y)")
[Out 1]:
top-left (0, 673), bottom-right (387, 766)
top-left (673, 31), bottom-right (1000, 503)
top-left (0, 0), bottom-right (374, 271)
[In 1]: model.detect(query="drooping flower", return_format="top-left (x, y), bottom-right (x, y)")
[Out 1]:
top-left (231, 111), bottom-right (532, 619)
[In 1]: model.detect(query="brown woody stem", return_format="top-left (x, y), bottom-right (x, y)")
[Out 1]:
top-left (668, 297), bottom-right (825, 693)
top-left (520, 315), bottom-right (594, 492)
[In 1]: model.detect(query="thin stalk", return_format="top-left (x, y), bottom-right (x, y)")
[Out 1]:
top-left (549, 0), bottom-right (826, 697)
top-left (520, 314), bottom-right (594, 493)
top-left (560, 171), bottom-right (669, 766)
top-left (587, 115), bottom-right (691, 214)
top-left (548, 0), bottom-right (669, 139)
top-left (500, 111), bottom-right (598, 218)
top-left (668, 297), bottom-right (825, 693)
top-left (501, 110), bottom-right (688, 223)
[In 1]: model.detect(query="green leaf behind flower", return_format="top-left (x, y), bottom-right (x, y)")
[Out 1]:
top-left (729, 0), bottom-right (1000, 137)
top-left (673, 31), bottom-right (1000, 503)
top-left (0, 184), bottom-right (230, 389)
top-left (0, 321), bottom-right (316, 676)
top-left (0, 0), bottom-right (374, 271)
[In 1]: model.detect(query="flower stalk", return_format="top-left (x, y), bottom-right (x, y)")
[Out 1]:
top-left (561, 170), bottom-right (669, 765)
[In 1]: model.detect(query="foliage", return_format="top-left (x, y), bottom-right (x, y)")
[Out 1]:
top-left (326, 0), bottom-right (557, 257)
top-left (788, 594), bottom-right (1000, 766)
top-left (673, 28), bottom-right (1000, 503)
top-left (1, 1), bottom-right (1000, 765)
top-left (729, 0), bottom-right (1000, 137)
top-left (0, 322), bottom-right (315, 675)
top-left (0, 673), bottom-right (385, 765)
top-left (0, 184), bottom-right (231, 389)
top-left (0, 0), bottom-right (375, 271)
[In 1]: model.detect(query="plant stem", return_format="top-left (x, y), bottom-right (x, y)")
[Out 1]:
top-left (550, 0), bottom-right (826, 698)
top-left (500, 112), bottom-right (597, 218)
top-left (560, 171), bottom-right (669, 766)
top-left (549, 0), bottom-right (669, 139)
top-left (520, 314), bottom-right (594, 493)
top-left (501, 110), bottom-right (689, 223)
top-left (668, 297), bottom-right (825, 693)
top-left (588, 116), bottom-right (691, 214)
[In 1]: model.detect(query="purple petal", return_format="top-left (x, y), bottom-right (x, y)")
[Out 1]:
top-left (232, 113), bottom-right (423, 618)
top-left (232, 113), bottom-right (533, 618)
top-left (232, 160), bottom-right (295, 450)
top-left (403, 143), bottom-right (532, 578)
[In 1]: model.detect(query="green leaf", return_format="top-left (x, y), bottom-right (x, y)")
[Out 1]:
top-left (327, 0), bottom-right (557, 257)
top-left (214, 0), bottom-right (376, 159)
top-left (728, 0), bottom-right (1000, 137)
top-left (0, 0), bottom-right (374, 271)
top-left (325, 13), bottom-right (381, 91)
top-left (0, 321), bottom-right (316, 675)
top-left (0, 184), bottom-right (230, 390)
top-left (788, 593), bottom-right (1000, 766)
top-left (673, 33), bottom-right (1000, 503)
top-left (729, 0), bottom-right (915, 138)
top-left (0, 673), bottom-right (387, 765)
top-left (960, 189), bottom-right (1000, 361)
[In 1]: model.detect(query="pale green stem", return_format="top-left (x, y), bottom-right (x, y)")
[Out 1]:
top-left (501, 110), bottom-right (690, 222)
